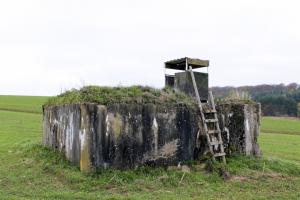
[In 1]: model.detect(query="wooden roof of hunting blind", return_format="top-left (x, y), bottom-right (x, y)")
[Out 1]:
top-left (165, 57), bottom-right (209, 70)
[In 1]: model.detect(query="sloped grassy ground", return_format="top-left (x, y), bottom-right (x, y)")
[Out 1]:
top-left (0, 95), bottom-right (300, 199)
top-left (45, 86), bottom-right (197, 107)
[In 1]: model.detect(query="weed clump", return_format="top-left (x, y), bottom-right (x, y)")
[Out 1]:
top-left (45, 86), bottom-right (197, 107)
top-left (216, 89), bottom-right (255, 104)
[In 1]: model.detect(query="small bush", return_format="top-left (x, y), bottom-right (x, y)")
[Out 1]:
top-left (227, 90), bottom-right (252, 101)
top-left (216, 90), bottom-right (255, 104)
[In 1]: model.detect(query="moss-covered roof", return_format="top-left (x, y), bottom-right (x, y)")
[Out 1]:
top-left (45, 86), bottom-right (197, 107)
top-left (165, 57), bottom-right (209, 70)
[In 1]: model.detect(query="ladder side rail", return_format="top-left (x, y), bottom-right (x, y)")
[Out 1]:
top-left (189, 66), bottom-right (214, 157)
top-left (188, 66), bottom-right (203, 109)
top-left (209, 91), bottom-right (226, 164)
top-left (209, 91), bottom-right (221, 132)
top-left (209, 90), bottom-right (217, 113)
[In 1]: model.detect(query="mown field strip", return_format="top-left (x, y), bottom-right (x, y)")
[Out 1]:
top-left (0, 95), bottom-right (49, 114)
top-left (260, 132), bottom-right (300, 165)
top-left (261, 117), bottom-right (300, 135)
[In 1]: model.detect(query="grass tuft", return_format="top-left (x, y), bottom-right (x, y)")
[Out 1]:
top-left (227, 155), bottom-right (300, 176)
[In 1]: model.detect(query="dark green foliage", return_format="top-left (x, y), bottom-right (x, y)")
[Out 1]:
top-left (45, 86), bottom-right (197, 107)
top-left (212, 83), bottom-right (300, 116)
top-left (257, 95), bottom-right (297, 116)
top-left (298, 103), bottom-right (300, 118)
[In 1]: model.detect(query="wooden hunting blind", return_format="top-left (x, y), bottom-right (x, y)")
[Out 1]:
top-left (165, 57), bottom-right (226, 163)
top-left (165, 57), bottom-right (209, 101)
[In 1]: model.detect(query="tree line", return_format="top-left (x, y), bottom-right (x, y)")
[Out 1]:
top-left (212, 83), bottom-right (300, 117)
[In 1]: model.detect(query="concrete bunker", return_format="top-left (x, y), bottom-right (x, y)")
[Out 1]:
top-left (43, 57), bottom-right (261, 172)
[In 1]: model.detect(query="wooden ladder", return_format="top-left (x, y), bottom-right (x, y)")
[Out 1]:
top-left (188, 66), bottom-right (226, 164)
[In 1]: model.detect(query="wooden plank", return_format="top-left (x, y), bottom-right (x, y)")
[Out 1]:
top-left (207, 130), bottom-right (220, 134)
top-left (205, 119), bottom-right (218, 123)
top-left (204, 109), bottom-right (217, 114)
top-left (214, 153), bottom-right (226, 157)
top-left (186, 58), bottom-right (209, 67)
top-left (165, 57), bottom-right (209, 70)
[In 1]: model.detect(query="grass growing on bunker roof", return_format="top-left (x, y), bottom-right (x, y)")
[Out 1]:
top-left (45, 86), bottom-right (197, 106)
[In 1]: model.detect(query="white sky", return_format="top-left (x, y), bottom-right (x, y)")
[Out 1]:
top-left (0, 0), bottom-right (299, 96)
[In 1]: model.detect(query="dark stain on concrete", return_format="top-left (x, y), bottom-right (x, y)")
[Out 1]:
top-left (43, 102), bottom-right (261, 171)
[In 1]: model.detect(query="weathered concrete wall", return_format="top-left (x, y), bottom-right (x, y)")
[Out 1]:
top-left (165, 75), bottom-right (175, 88)
top-left (217, 103), bottom-right (261, 156)
top-left (43, 103), bottom-right (200, 171)
top-left (43, 102), bottom-right (261, 171)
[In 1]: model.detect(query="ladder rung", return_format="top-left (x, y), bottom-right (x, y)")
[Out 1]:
top-left (207, 130), bottom-right (220, 134)
top-left (204, 109), bottom-right (216, 114)
top-left (209, 141), bottom-right (223, 146)
top-left (214, 153), bottom-right (226, 158)
top-left (205, 119), bottom-right (218, 123)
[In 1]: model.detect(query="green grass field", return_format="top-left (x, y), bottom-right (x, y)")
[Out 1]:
top-left (0, 95), bottom-right (48, 114)
top-left (260, 117), bottom-right (300, 165)
top-left (262, 117), bottom-right (300, 135)
top-left (0, 96), bottom-right (300, 199)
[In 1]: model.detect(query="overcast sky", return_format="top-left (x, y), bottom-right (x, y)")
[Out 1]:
top-left (0, 0), bottom-right (299, 96)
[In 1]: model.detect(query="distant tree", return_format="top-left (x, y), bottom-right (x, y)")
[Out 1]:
top-left (287, 83), bottom-right (299, 91)
top-left (212, 83), bottom-right (300, 117)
